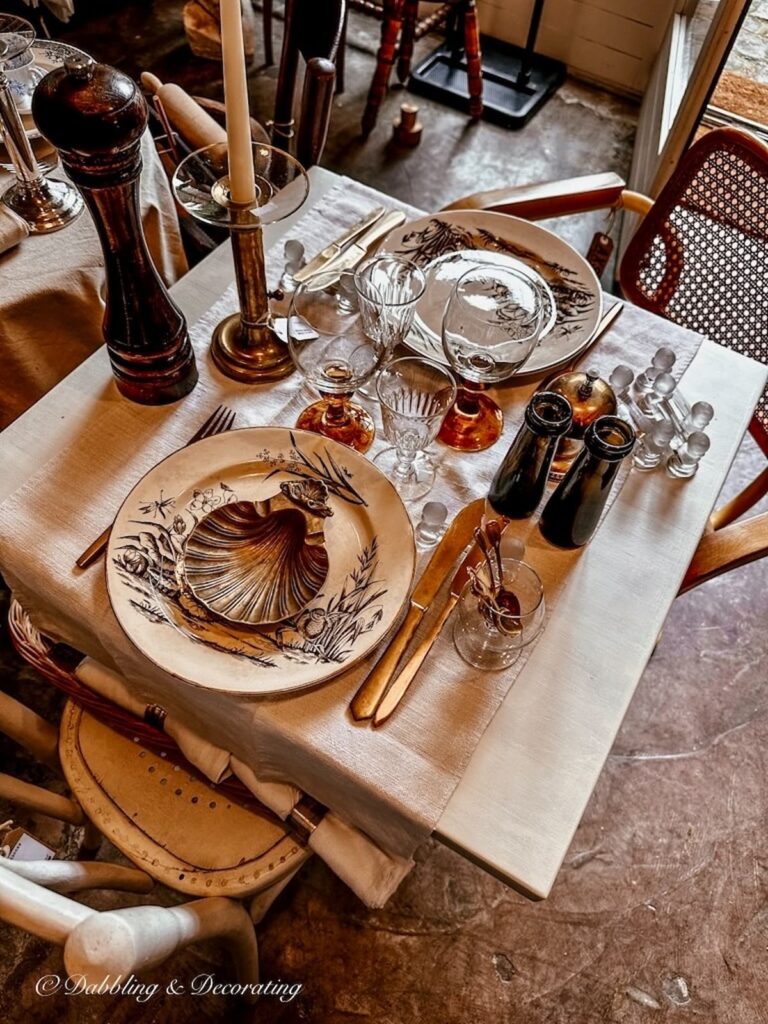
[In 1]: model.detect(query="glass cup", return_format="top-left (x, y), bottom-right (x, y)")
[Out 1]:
top-left (354, 255), bottom-right (426, 398)
top-left (439, 265), bottom-right (545, 452)
top-left (287, 270), bottom-right (388, 452)
top-left (374, 356), bottom-right (457, 501)
top-left (453, 558), bottom-right (545, 670)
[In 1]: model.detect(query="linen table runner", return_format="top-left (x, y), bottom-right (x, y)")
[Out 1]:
top-left (0, 178), bottom-right (706, 868)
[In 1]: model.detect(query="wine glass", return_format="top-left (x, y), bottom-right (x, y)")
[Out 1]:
top-left (439, 265), bottom-right (545, 452)
top-left (374, 356), bottom-right (457, 502)
top-left (354, 255), bottom-right (426, 398)
top-left (288, 270), bottom-right (388, 453)
top-left (454, 558), bottom-right (545, 670)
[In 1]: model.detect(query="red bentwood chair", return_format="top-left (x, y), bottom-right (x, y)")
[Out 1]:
top-left (443, 126), bottom-right (768, 546)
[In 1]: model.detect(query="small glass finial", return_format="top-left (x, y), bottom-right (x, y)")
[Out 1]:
top-left (633, 419), bottom-right (675, 470)
top-left (666, 430), bottom-right (710, 478)
top-left (652, 346), bottom-right (676, 370)
top-left (415, 501), bottom-right (448, 546)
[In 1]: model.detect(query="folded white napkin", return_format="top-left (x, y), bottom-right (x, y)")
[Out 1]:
top-left (75, 658), bottom-right (231, 783)
top-left (0, 207), bottom-right (29, 256)
top-left (231, 758), bottom-right (414, 909)
top-left (74, 657), bottom-right (414, 907)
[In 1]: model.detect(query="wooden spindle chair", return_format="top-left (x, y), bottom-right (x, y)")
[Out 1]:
top-left (443, 127), bottom-right (768, 566)
top-left (0, 860), bottom-right (261, 999)
top-left (0, 603), bottom-right (310, 939)
top-left (362, 0), bottom-right (483, 136)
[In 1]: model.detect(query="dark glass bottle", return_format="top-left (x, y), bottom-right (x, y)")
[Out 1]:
top-left (488, 392), bottom-right (573, 519)
top-left (539, 415), bottom-right (635, 549)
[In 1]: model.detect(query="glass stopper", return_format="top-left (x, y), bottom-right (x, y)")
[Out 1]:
top-left (685, 401), bottom-right (714, 431)
top-left (652, 371), bottom-right (677, 398)
top-left (652, 346), bottom-right (676, 370)
top-left (687, 431), bottom-right (711, 459)
top-left (609, 365), bottom-right (634, 392)
top-left (415, 501), bottom-right (448, 546)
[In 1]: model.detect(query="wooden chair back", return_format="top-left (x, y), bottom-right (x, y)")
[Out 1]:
top-left (620, 127), bottom-right (768, 453)
top-left (272, 0), bottom-right (346, 167)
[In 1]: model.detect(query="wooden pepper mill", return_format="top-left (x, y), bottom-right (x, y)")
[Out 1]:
top-left (32, 55), bottom-right (198, 405)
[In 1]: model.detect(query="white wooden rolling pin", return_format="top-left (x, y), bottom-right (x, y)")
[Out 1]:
top-left (140, 72), bottom-right (227, 152)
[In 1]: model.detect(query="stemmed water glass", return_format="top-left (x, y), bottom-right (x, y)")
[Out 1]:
top-left (374, 356), bottom-right (457, 502)
top-left (354, 255), bottom-right (426, 398)
top-left (288, 270), bottom-right (388, 453)
top-left (439, 264), bottom-right (545, 452)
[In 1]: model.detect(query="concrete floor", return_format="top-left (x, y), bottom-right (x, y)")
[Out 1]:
top-left (1, 4), bottom-right (768, 1023)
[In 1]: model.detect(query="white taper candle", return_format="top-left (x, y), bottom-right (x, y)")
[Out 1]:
top-left (220, 0), bottom-right (256, 203)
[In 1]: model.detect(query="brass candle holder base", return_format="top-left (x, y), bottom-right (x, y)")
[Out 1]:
top-left (211, 314), bottom-right (294, 383)
top-left (172, 141), bottom-right (310, 386)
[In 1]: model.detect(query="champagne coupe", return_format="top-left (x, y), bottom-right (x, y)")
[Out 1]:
top-left (288, 270), bottom-right (388, 453)
top-left (374, 356), bottom-right (457, 501)
top-left (439, 264), bottom-right (545, 452)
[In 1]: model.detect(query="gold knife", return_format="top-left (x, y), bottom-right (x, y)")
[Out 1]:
top-left (317, 209), bottom-right (406, 286)
top-left (350, 498), bottom-right (485, 721)
top-left (293, 207), bottom-right (386, 284)
top-left (372, 535), bottom-right (487, 728)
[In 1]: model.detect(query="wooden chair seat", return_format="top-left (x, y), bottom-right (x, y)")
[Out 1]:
top-left (58, 702), bottom-right (309, 899)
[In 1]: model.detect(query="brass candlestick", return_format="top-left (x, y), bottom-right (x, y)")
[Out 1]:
top-left (173, 142), bottom-right (309, 383)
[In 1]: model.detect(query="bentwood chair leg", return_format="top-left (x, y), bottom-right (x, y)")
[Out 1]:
top-left (396, 0), bottom-right (418, 83)
top-left (463, 0), bottom-right (484, 120)
top-left (362, 0), bottom-right (406, 136)
top-left (709, 464), bottom-right (768, 531)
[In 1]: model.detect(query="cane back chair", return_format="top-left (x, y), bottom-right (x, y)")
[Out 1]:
top-left (444, 126), bottom-right (768, 535)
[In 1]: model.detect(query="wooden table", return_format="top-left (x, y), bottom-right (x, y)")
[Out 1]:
top-left (1, 165), bottom-right (765, 900)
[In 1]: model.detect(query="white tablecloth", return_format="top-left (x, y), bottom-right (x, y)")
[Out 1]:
top-left (0, 178), bottom-right (707, 867)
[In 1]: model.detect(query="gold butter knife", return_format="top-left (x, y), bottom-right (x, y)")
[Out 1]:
top-left (293, 207), bottom-right (386, 284)
top-left (372, 536), bottom-right (487, 728)
top-left (350, 498), bottom-right (485, 722)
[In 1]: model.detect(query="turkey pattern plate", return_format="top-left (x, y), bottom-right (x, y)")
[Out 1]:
top-left (381, 210), bottom-right (603, 378)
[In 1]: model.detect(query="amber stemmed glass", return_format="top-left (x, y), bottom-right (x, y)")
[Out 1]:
top-left (288, 270), bottom-right (387, 453)
top-left (439, 265), bottom-right (545, 452)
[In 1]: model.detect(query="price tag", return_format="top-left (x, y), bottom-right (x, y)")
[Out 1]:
top-left (0, 825), bottom-right (56, 861)
top-left (272, 316), bottom-right (319, 344)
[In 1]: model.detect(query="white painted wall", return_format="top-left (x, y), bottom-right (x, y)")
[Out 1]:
top-left (477, 0), bottom-right (679, 96)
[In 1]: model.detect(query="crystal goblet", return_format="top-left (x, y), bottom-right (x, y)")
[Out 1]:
top-left (355, 255), bottom-right (426, 398)
top-left (439, 264), bottom-right (545, 452)
top-left (374, 356), bottom-right (457, 501)
top-left (288, 270), bottom-right (388, 452)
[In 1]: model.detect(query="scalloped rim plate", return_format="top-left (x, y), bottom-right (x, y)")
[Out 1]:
top-left (381, 210), bottom-right (603, 379)
top-left (106, 427), bottom-right (416, 697)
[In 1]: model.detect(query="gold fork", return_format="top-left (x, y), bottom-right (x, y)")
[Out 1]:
top-left (74, 405), bottom-right (237, 570)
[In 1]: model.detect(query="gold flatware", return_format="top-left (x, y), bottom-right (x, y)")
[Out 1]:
top-left (292, 207), bottom-right (386, 284)
top-left (318, 209), bottom-right (407, 286)
top-left (372, 535), bottom-right (488, 727)
top-left (74, 405), bottom-right (237, 570)
top-left (350, 497), bottom-right (485, 721)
